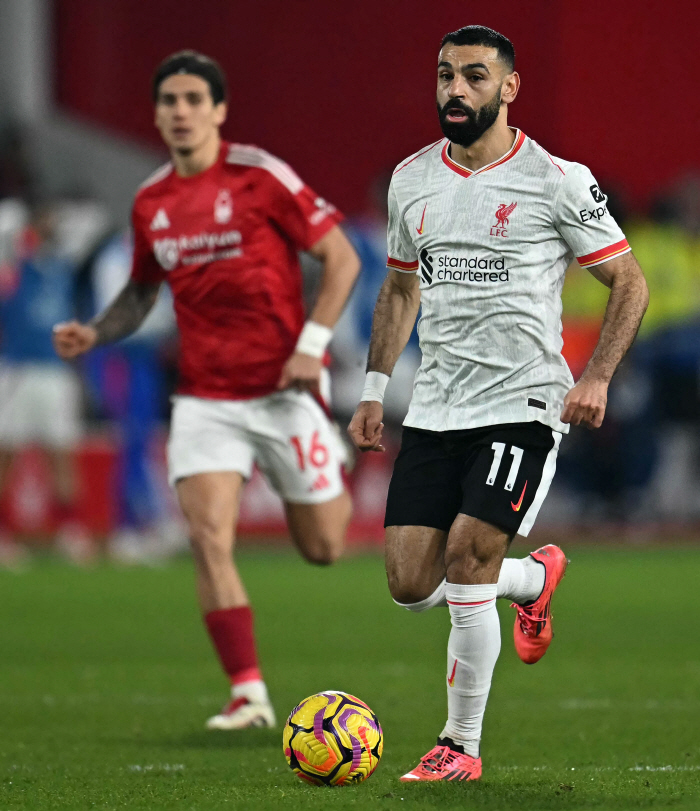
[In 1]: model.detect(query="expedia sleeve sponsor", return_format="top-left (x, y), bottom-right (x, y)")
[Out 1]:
top-left (554, 163), bottom-right (630, 267)
top-left (579, 182), bottom-right (608, 222)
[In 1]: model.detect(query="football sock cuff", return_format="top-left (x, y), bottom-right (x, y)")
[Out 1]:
top-left (446, 583), bottom-right (497, 615)
top-left (393, 579), bottom-right (447, 612)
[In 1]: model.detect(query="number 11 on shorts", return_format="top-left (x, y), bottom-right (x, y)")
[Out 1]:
top-left (290, 431), bottom-right (329, 471)
top-left (486, 442), bottom-right (523, 492)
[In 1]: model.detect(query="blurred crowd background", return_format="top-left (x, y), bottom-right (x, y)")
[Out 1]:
top-left (0, 0), bottom-right (698, 566)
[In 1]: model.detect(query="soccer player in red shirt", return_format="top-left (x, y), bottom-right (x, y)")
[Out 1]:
top-left (53, 51), bottom-right (360, 730)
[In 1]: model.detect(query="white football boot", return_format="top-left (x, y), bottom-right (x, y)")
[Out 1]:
top-left (205, 695), bottom-right (276, 730)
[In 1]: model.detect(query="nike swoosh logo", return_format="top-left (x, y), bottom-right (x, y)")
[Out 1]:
top-left (416, 203), bottom-right (427, 234)
top-left (448, 658), bottom-right (457, 687)
top-left (511, 480), bottom-right (528, 511)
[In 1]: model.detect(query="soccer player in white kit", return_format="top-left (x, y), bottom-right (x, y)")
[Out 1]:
top-left (349, 26), bottom-right (648, 781)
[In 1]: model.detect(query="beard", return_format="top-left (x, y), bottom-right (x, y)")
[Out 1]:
top-left (437, 87), bottom-right (502, 148)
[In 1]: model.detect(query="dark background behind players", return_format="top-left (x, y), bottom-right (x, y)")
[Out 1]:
top-left (0, 0), bottom-right (698, 558)
top-left (0, 3), bottom-right (698, 808)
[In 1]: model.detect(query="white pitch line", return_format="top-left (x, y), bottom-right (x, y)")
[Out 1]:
top-left (0, 694), bottom-right (223, 706)
top-left (558, 698), bottom-right (700, 711)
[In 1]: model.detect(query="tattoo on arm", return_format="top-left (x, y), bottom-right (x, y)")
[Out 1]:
top-left (89, 279), bottom-right (161, 345)
top-left (583, 253), bottom-right (649, 382)
top-left (367, 272), bottom-right (421, 375)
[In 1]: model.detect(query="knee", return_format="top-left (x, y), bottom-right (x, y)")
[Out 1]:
top-left (386, 567), bottom-right (438, 606)
top-left (187, 519), bottom-right (230, 564)
top-left (296, 533), bottom-right (343, 566)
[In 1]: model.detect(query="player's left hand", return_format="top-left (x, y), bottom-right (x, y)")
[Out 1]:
top-left (277, 352), bottom-right (323, 392)
top-left (561, 377), bottom-right (608, 429)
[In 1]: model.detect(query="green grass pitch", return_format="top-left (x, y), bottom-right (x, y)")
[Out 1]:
top-left (2, 543), bottom-right (699, 810)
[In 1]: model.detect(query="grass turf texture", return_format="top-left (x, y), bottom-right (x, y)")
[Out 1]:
top-left (2, 545), bottom-right (699, 810)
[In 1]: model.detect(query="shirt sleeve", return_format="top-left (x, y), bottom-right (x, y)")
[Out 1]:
top-left (129, 203), bottom-right (166, 285)
top-left (267, 170), bottom-right (343, 251)
top-left (554, 164), bottom-right (631, 268)
top-left (386, 180), bottom-right (418, 272)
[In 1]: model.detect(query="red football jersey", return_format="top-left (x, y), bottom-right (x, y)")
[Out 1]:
top-left (130, 141), bottom-right (342, 400)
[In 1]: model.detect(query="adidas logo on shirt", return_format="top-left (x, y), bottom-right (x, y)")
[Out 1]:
top-left (150, 208), bottom-right (170, 230)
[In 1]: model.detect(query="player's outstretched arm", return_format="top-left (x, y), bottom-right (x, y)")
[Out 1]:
top-left (53, 279), bottom-right (162, 359)
top-left (561, 251), bottom-right (649, 429)
top-left (277, 225), bottom-right (360, 391)
top-left (348, 269), bottom-right (421, 452)
top-left (306, 225), bottom-right (361, 331)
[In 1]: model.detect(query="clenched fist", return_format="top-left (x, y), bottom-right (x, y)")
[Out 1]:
top-left (52, 321), bottom-right (98, 360)
top-left (348, 400), bottom-right (385, 452)
top-left (561, 377), bottom-right (608, 429)
top-left (276, 352), bottom-right (323, 392)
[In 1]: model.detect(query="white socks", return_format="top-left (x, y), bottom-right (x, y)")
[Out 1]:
top-left (393, 580), bottom-right (447, 611)
top-left (232, 680), bottom-right (269, 704)
top-left (497, 556), bottom-right (545, 605)
top-left (440, 583), bottom-right (500, 758)
top-left (393, 555), bottom-right (545, 614)
top-left (392, 555), bottom-right (545, 759)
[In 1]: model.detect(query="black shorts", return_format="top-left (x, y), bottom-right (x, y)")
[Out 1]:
top-left (385, 421), bottom-right (561, 537)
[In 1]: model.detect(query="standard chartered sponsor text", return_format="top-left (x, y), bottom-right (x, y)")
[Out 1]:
top-left (436, 254), bottom-right (508, 282)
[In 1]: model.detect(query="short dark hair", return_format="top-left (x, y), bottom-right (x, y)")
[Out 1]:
top-left (440, 26), bottom-right (515, 72)
top-left (152, 50), bottom-right (227, 105)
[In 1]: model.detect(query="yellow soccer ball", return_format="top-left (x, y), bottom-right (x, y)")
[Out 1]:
top-left (283, 691), bottom-right (383, 786)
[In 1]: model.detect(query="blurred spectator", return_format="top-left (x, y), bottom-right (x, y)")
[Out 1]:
top-left (85, 230), bottom-right (183, 563)
top-left (332, 170), bottom-right (420, 424)
top-left (0, 199), bottom-right (93, 565)
top-left (556, 177), bottom-right (700, 527)
top-left (556, 188), bottom-right (654, 526)
top-left (626, 174), bottom-right (700, 523)
top-left (630, 175), bottom-right (700, 338)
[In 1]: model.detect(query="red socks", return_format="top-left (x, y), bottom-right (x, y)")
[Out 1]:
top-left (204, 606), bottom-right (262, 685)
top-left (53, 499), bottom-right (79, 528)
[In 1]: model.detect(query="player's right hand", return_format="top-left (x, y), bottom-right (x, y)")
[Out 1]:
top-left (52, 321), bottom-right (98, 359)
top-left (347, 401), bottom-right (385, 452)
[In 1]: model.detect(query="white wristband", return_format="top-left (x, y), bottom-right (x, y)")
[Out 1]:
top-left (360, 371), bottom-right (390, 404)
top-left (295, 321), bottom-right (333, 358)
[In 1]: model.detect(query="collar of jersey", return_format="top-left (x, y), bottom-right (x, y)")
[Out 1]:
top-left (441, 128), bottom-right (525, 179)
top-left (172, 140), bottom-right (228, 182)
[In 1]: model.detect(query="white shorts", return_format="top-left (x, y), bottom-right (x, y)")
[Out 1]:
top-left (0, 362), bottom-right (82, 448)
top-left (167, 391), bottom-right (345, 504)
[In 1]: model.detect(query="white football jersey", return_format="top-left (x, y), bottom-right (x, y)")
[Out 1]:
top-left (387, 129), bottom-right (630, 434)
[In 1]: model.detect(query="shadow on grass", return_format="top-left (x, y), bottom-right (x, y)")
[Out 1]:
top-left (166, 728), bottom-right (279, 750)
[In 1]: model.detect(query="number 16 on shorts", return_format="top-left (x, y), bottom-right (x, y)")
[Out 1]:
top-left (290, 431), bottom-right (329, 471)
